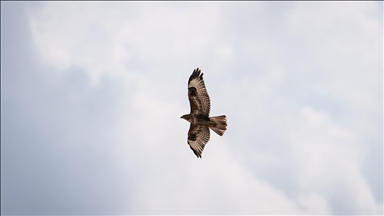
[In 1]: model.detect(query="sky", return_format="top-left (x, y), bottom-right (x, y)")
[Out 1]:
top-left (1, 1), bottom-right (383, 215)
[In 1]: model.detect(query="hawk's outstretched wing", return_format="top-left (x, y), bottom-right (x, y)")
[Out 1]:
top-left (187, 124), bottom-right (210, 158)
top-left (188, 68), bottom-right (211, 116)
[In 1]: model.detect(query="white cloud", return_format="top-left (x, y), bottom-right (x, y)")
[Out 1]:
top-left (297, 192), bottom-right (332, 214)
top-left (287, 2), bottom-right (382, 113)
top-left (28, 2), bottom-right (234, 85)
top-left (284, 106), bottom-right (382, 214)
top-left (117, 129), bottom-right (303, 214)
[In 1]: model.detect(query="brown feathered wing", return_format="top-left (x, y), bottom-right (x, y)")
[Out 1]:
top-left (188, 68), bottom-right (211, 115)
top-left (187, 124), bottom-right (210, 158)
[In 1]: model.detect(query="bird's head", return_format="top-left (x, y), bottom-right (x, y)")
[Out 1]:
top-left (180, 114), bottom-right (190, 121)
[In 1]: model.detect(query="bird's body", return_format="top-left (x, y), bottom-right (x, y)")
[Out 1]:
top-left (181, 68), bottom-right (227, 158)
top-left (181, 113), bottom-right (210, 126)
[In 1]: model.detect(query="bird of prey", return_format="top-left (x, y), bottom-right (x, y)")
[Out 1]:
top-left (181, 68), bottom-right (227, 158)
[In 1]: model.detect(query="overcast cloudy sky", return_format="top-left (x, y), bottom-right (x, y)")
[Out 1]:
top-left (1, 1), bottom-right (383, 215)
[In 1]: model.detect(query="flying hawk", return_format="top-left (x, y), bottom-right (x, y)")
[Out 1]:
top-left (181, 68), bottom-right (227, 158)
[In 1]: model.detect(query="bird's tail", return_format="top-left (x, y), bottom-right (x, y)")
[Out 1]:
top-left (209, 115), bottom-right (227, 136)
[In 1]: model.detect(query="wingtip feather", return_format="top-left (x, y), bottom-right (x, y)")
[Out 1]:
top-left (188, 67), bottom-right (204, 84)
